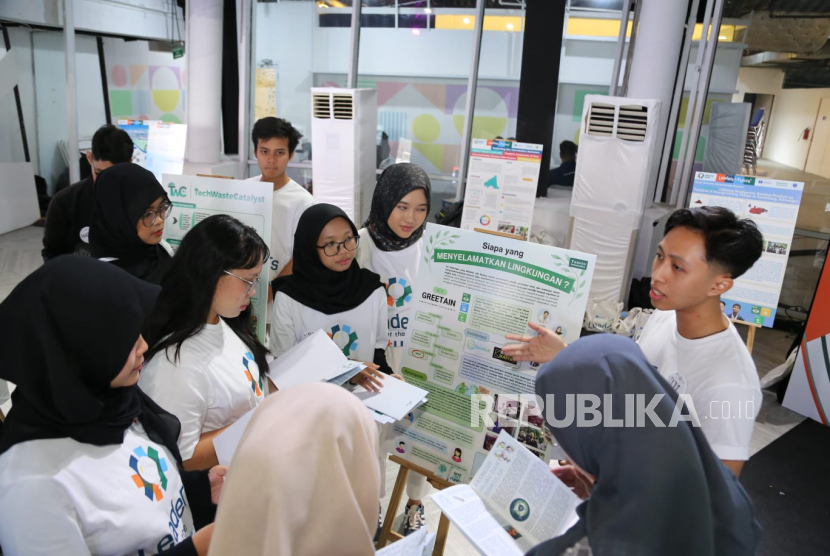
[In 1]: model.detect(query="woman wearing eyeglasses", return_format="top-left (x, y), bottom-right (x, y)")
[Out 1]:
top-left (89, 163), bottom-right (175, 284)
top-left (270, 203), bottom-right (394, 392)
top-left (139, 215), bottom-right (272, 471)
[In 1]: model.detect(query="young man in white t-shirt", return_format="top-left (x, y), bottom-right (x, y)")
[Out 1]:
top-left (247, 117), bottom-right (314, 287)
top-left (503, 206), bottom-right (764, 477)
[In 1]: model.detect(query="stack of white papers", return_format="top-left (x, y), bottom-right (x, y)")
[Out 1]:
top-left (267, 329), bottom-right (365, 389)
top-left (353, 378), bottom-right (429, 424)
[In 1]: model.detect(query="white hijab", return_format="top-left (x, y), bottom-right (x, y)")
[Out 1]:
top-left (208, 383), bottom-right (380, 556)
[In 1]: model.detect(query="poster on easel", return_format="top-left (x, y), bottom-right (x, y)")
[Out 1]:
top-left (383, 224), bottom-right (595, 484)
top-left (162, 174), bottom-right (273, 342)
top-left (783, 257), bottom-right (830, 426)
top-left (460, 139), bottom-right (543, 241)
top-left (118, 120), bottom-right (187, 183)
top-left (690, 172), bottom-right (803, 328)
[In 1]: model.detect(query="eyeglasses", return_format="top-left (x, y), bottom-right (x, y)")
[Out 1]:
top-left (223, 270), bottom-right (260, 296)
top-left (317, 235), bottom-right (359, 257)
top-left (141, 203), bottom-right (174, 227)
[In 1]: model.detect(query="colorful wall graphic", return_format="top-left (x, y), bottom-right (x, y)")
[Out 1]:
top-left (315, 74), bottom-right (519, 176)
top-left (104, 38), bottom-right (186, 124)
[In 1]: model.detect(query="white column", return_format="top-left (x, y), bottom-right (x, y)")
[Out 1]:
top-left (63, 0), bottom-right (79, 184)
top-left (185, 0), bottom-right (224, 164)
top-left (626, 0), bottom-right (689, 206)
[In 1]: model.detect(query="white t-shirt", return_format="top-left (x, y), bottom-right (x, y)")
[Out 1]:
top-left (139, 318), bottom-right (266, 460)
top-left (270, 288), bottom-right (388, 363)
top-left (356, 228), bottom-right (423, 372)
top-left (637, 309), bottom-right (762, 461)
top-left (246, 176), bottom-right (314, 280)
top-left (0, 422), bottom-right (194, 556)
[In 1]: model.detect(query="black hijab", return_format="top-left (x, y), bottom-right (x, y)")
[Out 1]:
top-left (528, 334), bottom-right (761, 556)
top-left (89, 162), bottom-right (172, 284)
top-left (0, 256), bottom-right (183, 464)
top-left (274, 203), bottom-right (383, 315)
top-left (364, 163), bottom-right (431, 252)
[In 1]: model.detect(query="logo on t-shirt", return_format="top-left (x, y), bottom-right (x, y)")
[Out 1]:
top-left (129, 445), bottom-right (169, 502)
top-left (328, 324), bottom-right (359, 357)
top-left (665, 372), bottom-right (688, 394)
top-left (242, 351), bottom-right (263, 397)
top-left (79, 226), bottom-right (90, 243)
top-left (385, 277), bottom-right (413, 308)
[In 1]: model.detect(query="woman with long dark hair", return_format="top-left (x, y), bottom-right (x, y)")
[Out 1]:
top-left (140, 214), bottom-right (271, 470)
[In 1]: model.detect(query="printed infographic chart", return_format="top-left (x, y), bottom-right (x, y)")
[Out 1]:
top-left (384, 224), bottom-right (595, 484)
top-left (690, 172), bottom-right (803, 327)
top-left (461, 139), bottom-right (543, 241)
top-left (162, 174), bottom-right (273, 341)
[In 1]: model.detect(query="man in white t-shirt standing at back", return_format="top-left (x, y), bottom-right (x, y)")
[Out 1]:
top-left (502, 206), bottom-right (764, 477)
top-left (247, 117), bottom-right (314, 289)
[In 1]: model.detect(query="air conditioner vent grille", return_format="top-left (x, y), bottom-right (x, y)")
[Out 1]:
top-left (617, 104), bottom-right (648, 142)
top-left (333, 94), bottom-right (354, 120)
top-left (312, 93), bottom-right (332, 119)
top-left (586, 102), bottom-right (615, 137)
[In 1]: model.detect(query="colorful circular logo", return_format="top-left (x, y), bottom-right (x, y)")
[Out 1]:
top-left (242, 351), bottom-right (262, 396)
top-left (479, 215), bottom-right (491, 226)
top-left (129, 446), bottom-right (169, 502)
top-left (328, 324), bottom-right (359, 357)
top-left (385, 277), bottom-right (413, 308)
top-left (510, 498), bottom-right (530, 522)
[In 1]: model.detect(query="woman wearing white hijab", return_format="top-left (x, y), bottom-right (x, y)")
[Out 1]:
top-left (208, 383), bottom-right (380, 556)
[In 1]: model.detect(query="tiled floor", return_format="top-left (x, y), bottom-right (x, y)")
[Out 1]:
top-left (0, 165), bottom-right (815, 554)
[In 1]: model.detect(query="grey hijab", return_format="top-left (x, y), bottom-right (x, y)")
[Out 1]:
top-left (527, 334), bottom-right (761, 556)
top-left (364, 163), bottom-right (431, 252)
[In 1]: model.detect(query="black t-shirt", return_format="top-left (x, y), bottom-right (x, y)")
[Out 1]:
top-left (42, 176), bottom-right (95, 261)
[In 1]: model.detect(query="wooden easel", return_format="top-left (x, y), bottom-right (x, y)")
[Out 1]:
top-left (376, 455), bottom-right (454, 555)
top-left (731, 318), bottom-right (759, 354)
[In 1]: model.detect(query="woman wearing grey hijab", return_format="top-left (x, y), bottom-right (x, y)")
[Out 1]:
top-left (528, 334), bottom-right (760, 556)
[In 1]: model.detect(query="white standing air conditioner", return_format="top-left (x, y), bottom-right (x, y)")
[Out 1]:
top-left (310, 88), bottom-right (378, 223)
top-left (568, 95), bottom-right (662, 304)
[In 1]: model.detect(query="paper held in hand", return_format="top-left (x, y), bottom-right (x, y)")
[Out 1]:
top-left (376, 526), bottom-right (436, 556)
top-left (267, 329), bottom-right (365, 389)
top-left (352, 377), bottom-right (429, 423)
top-left (430, 431), bottom-right (580, 556)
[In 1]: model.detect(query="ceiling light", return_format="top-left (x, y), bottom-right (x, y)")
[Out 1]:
top-left (463, 17), bottom-right (470, 24)
top-left (718, 35), bottom-right (727, 40)
top-left (507, 23), bottom-right (514, 30)
top-left (412, 29), bottom-right (421, 36)
top-left (425, 8), bottom-right (432, 14)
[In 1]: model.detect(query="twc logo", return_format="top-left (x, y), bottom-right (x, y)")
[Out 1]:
top-left (385, 277), bottom-right (413, 308)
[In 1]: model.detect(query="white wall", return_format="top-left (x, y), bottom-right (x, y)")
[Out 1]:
top-left (32, 31), bottom-right (105, 193)
top-left (0, 0), bottom-right (181, 41)
top-left (0, 28), bottom-right (38, 172)
top-left (733, 66), bottom-right (830, 171)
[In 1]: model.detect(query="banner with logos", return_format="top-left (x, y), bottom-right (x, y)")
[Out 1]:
top-left (690, 172), bottom-right (804, 328)
top-left (383, 224), bottom-right (595, 484)
top-left (461, 139), bottom-right (543, 241)
top-left (162, 174), bottom-right (273, 341)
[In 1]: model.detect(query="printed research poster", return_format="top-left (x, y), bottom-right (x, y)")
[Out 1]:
top-left (162, 174), bottom-right (273, 342)
top-left (690, 172), bottom-right (803, 328)
top-left (384, 224), bottom-right (595, 484)
top-left (461, 139), bottom-right (543, 241)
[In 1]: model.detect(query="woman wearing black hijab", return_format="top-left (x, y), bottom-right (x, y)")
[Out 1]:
top-left (269, 203), bottom-right (392, 391)
top-left (528, 334), bottom-right (761, 556)
top-left (0, 257), bottom-right (223, 556)
top-left (89, 163), bottom-right (174, 284)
